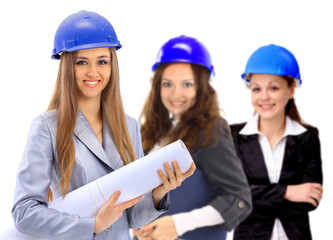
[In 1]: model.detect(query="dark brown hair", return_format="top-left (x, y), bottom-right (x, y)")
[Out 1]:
top-left (139, 63), bottom-right (225, 153)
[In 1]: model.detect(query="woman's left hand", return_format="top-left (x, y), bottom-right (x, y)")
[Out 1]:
top-left (152, 160), bottom-right (196, 207)
top-left (133, 216), bottom-right (178, 240)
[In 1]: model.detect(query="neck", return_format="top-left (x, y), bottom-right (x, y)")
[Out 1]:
top-left (258, 114), bottom-right (286, 150)
top-left (259, 115), bottom-right (286, 135)
top-left (78, 96), bottom-right (102, 124)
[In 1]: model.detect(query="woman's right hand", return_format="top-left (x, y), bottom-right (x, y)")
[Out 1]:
top-left (283, 183), bottom-right (323, 206)
top-left (94, 190), bottom-right (143, 234)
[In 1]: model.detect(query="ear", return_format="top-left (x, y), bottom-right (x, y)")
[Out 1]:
top-left (289, 82), bottom-right (296, 99)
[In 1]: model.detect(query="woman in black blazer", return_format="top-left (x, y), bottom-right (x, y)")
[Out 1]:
top-left (230, 44), bottom-right (323, 240)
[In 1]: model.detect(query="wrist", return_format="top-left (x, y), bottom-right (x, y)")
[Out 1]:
top-left (94, 217), bottom-right (104, 234)
top-left (152, 189), bottom-right (166, 207)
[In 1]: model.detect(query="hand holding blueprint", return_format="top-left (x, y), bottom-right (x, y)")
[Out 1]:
top-left (48, 139), bottom-right (194, 217)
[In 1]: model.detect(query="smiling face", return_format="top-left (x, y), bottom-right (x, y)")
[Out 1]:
top-left (75, 47), bottom-right (111, 102)
top-left (250, 74), bottom-right (295, 122)
top-left (160, 63), bottom-right (197, 120)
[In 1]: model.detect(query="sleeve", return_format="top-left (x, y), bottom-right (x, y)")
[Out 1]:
top-left (126, 118), bottom-right (170, 229)
top-left (251, 130), bottom-right (323, 218)
top-left (11, 115), bottom-right (96, 240)
top-left (172, 205), bottom-right (224, 236)
top-left (198, 121), bottom-right (252, 231)
top-left (250, 184), bottom-right (316, 218)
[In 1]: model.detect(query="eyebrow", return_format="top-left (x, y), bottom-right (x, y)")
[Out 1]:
top-left (161, 78), bottom-right (195, 82)
top-left (251, 80), bottom-right (281, 86)
top-left (76, 55), bottom-right (110, 59)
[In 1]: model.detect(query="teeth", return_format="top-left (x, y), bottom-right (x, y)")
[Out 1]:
top-left (85, 81), bottom-right (98, 85)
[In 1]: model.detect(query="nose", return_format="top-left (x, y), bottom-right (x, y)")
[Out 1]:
top-left (87, 64), bottom-right (99, 78)
top-left (260, 89), bottom-right (270, 101)
top-left (171, 85), bottom-right (181, 98)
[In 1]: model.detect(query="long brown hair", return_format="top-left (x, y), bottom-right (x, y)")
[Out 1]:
top-left (47, 47), bottom-right (136, 200)
top-left (283, 76), bottom-right (318, 135)
top-left (283, 76), bottom-right (302, 123)
top-left (140, 63), bottom-right (224, 154)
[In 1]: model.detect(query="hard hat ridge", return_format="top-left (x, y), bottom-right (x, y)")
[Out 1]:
top-left (52, 10), bottom-right (122, 59)
top-left (152, 35), bottom-right (214, 76)
top-left (241, 44), bottom-right (302, 85)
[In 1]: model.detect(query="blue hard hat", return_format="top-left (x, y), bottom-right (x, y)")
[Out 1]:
top-left (52, 10), bottom-right (122, 59)
top-left (241, 44), bottom-right (302, 85)
top-left (152, 35), bottom-right (214, 75)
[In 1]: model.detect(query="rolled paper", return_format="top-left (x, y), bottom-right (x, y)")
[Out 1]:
top-left (5, 140), bottom-right (192, 239)
top-left (48, 139), bottom-right (193, 217)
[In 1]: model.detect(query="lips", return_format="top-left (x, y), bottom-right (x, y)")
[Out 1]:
top-left (259, 104), bottom-right (274, 110)
top-left (83, 80), bottom-right (100, 88)
top-left (170, 101), bottom-right (185, 108)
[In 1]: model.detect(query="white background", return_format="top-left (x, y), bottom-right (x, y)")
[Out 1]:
top-left (0, 0), bottom-right (332, 239)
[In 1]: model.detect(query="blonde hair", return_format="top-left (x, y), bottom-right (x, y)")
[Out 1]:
top-left (47, 48), bottom-right (136, 200)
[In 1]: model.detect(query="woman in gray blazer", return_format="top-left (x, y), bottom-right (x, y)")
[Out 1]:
top-left (11, 11), bottom-right (195, 240)
top-left (133, 35), bottom-right (251, 240)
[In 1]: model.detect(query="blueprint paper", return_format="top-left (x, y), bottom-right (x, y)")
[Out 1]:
top-left (48, 139), bottom-right (193, 217)
top-left (4, 140), bottom-right (193, 239)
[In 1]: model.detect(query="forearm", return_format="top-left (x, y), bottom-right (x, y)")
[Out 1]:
top-left (128, 192), bottom-right (170, 229)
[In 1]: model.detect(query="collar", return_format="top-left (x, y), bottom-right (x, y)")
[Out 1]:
top-left (240, 113), bottom-right (307, 137)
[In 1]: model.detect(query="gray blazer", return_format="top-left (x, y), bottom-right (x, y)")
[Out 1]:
top-left (12, 109), bottom-right (170, 240)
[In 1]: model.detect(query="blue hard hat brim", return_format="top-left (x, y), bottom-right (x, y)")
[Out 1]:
top-left (51, 43), bottom-right (122, 59)
top-left (152, 61), bottom-right (215, 76)
top-left (241, 72), bottom-right (302, 85)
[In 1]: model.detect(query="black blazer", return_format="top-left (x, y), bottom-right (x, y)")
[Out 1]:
top-left (230, 123), bottom-right (323, 240)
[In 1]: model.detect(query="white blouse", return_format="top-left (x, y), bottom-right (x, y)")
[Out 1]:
top-left (240, 114), bottom-right (306, 240)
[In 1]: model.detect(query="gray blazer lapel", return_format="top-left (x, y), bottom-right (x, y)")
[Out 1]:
top-left (103, 115), bottom-right (123, 170)
top-left (74, 110), bottom-right (113, 169)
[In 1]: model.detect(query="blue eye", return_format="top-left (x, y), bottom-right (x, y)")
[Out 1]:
top-left (98, 60), bottom-right (109, 65)
top-left (271, 86), bottom-right (279, 91)
top-left (76, 60), bottom-right (87, 65)
top-left (184, 82), bottom-right (193, 87)
top-left (162, 82), bottom-right (171, 87)
top-left (252, 87), bottom-right (260, 92)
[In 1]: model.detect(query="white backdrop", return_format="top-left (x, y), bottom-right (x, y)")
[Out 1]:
top-left (0, 0), bottom-right (332, 239)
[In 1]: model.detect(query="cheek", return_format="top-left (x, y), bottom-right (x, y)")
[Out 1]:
top-left (279, 92), bottom-right (292, 106)
top-left (250, 93), bottom-right (258, 106)
top-left (160, 88), bottom-right (169, 99)
top-left (189, 91), bottom-right (196, 104)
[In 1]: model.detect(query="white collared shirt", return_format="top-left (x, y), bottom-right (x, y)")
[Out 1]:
top-left (240, 113), bottom-right (306, 240)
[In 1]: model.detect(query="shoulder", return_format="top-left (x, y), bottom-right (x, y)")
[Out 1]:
top-left (303, 124), bottom-right (319, 138)
top-left (125, 114), bottom-right (139, 130)
top-left (229, 122), bottom-right (247, 134)
top-left (229, 122), bottom-right (247, 141)
top-left (39, 109), bottom-right (58, 121)
top-left (30, 110), bottom-right (58, 131)
top-left (201, 118), bottom-right (234, 148)
top-left (293, 125), bottom-right (320, 146)
top-left (213, 118), bottom-right (230, 134)
top-left (26, 110), bottom-right (58, 142)
top-left (125, 114), bottom-right (141, 139)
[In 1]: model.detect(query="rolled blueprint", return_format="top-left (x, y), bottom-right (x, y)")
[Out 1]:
top-left (48, 139), bottom-right (193, 218)
top-left (4, 140), bottom-right (193, 240)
